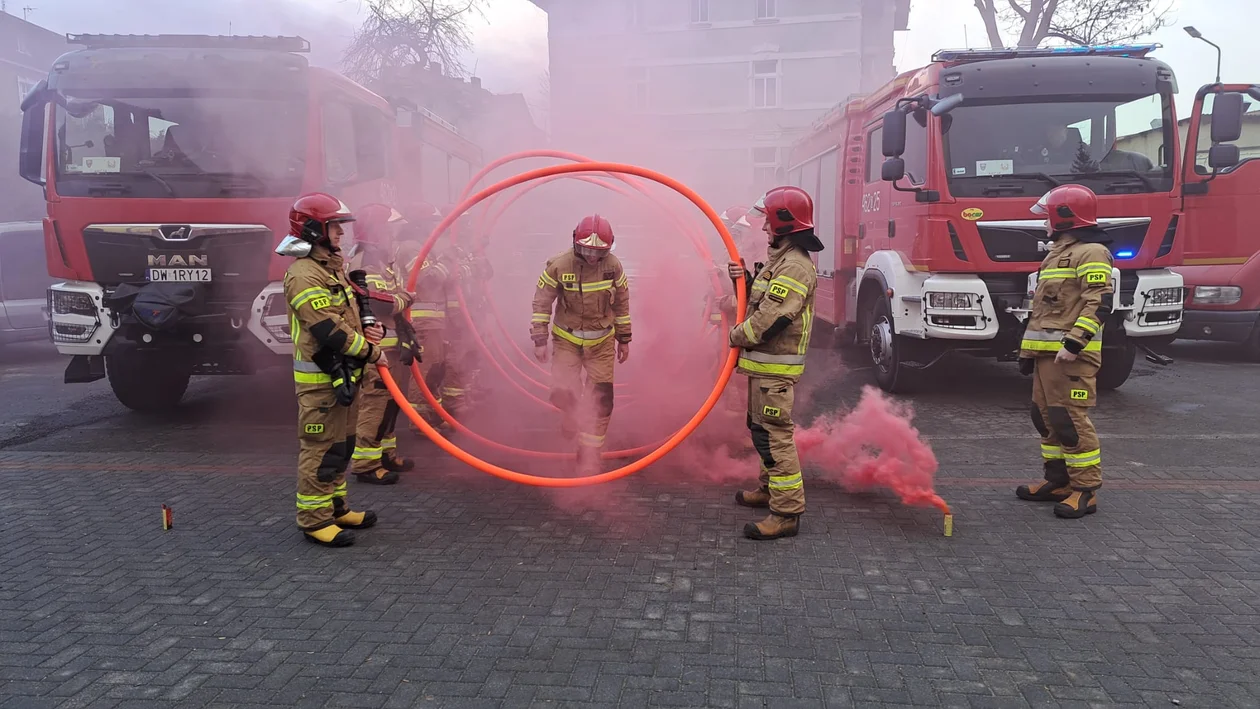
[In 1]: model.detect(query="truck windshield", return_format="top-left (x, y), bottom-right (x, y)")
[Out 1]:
top-left (54, 90), bottom-right (306, 198)
top-left (943, 93), bottom-right (1174, 197)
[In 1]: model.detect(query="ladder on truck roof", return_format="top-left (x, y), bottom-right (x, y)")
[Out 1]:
top-left (65, 34), bottom-right (311, 52)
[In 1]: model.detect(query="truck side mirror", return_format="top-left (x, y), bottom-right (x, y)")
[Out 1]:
top-left (19, 80), bottom-right (49, 187)
top-left (930, 93), bottom-right (964, 116)
top-left (882, 109), bottom-right (906, 157)
top-left (1208, 143), bottom-right (1240, 170)
top-left (882, 157), bottom-right (906, 182)
top-left (1210, 92), bottom-right (1245, 144)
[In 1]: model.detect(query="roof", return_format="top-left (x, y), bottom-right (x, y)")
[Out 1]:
top-left (0, 12), bottom-right (68, 74)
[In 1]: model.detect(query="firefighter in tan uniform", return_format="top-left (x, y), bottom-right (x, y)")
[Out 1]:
top-left (346, 203), bottom-right (415, 485)
top-left (531, 214), bottom-right (632, 475)
top-left (1016, 184), bottom-right (1113, 519)
top-left (279, 192), bottom-right (385, 548)
top-left (395, 201), bottom-right (455, 427)
top-left (721, 186), bottom-right (823, 541)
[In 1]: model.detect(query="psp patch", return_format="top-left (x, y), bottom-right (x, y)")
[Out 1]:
top-left (560, 273), bottom-right (577, 282)
top-left (1086, 272), bottom-right (1108, 284)
top-left (767, 283), bottom-right (790, 302)
top-left (304, 423), bottom-right (325, 435)
top-left (762, 405), bottom-right (782, 418)
top-left (1070, 389), bottom-right (1089, 401)
top-left (310, 296), bottom-right (331, 310)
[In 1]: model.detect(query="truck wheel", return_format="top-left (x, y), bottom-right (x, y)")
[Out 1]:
top-left (1096, 342), bottom-right (1136, 391)
top-left (867, 296), bottom-right (912, 393)
top-left (106, 353), bottom-right (192, 412)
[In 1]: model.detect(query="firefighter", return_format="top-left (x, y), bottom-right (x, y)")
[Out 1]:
top-left (346, 203), bottom-right (415, 485)
top-left (531, 214), bottom-right (632, 475)
top-left (439, 205), bottom-right (480, 416)
top-left (398, 201), bottom-right (462, 427)
top-left (1016, 184), bottom-right (1112, 519)
top-left (459, 227), bottom-right (494, 409)
top-left (278, 192), bottom-right (385, 548)
top-left (704, 205), bottom-right (753, 329)
top-left (722, 186), bottom-right (823, 541)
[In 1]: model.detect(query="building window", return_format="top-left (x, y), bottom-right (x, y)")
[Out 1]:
top-left (690, 0), bottom-right (708, 23)
top-left (16, 77), bottom-right (37, 105)
top-left (756, 0), bottom-right (778, 20)
top-left (752, 60), bottom-right (779, 109)
top-left (629, 67), bottom-right (649, 112)
top-left (753, 147), bottom-right (779, 187)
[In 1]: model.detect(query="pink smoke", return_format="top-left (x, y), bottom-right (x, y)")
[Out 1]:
top-left (797, 385), bottom-right (949, 513)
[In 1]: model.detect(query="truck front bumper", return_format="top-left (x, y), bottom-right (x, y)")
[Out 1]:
top-left (1177, 309), bottom-right (1260, 343)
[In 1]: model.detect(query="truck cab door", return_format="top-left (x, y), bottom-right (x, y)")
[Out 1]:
top-left (860, 122), bottom-right (891, 257)
top-left (1181, 85), bottom-right (1260, 264)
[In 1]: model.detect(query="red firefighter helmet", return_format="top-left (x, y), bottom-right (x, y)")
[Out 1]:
top-left (573, 214), bottom-right (614, 260)
top-left (353, 203), bottom-right (405, 245)
top-left (400, 198), bottom-right (442, 223)
top-left (753, 187), bottom-right (814, 236)
top-left (289, 192), bottom-right (355, 243)
top-left (719, 205), bottom-right (750, 228)
top-left (1031, 183), bottom-right (1098, 232)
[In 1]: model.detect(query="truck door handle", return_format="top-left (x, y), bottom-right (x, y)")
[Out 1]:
top-left (858, 223), bottom-right (866, 239)
top-left (888, 219), bottom-right (896, 238)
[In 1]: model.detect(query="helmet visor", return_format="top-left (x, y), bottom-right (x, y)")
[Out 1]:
top-left (1030, 194), bottom-right (1050, 216)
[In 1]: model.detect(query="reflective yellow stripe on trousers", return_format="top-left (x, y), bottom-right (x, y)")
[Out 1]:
top-left (738, 350), bottom-right (806, 376)
top-left (1020, 329), bottom-right (1102, 352)
top-left (552, 324), bottom-right (612, 347)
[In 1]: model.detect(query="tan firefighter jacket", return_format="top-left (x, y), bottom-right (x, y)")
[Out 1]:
top-left (404, 251), bottom-right (466, 333)
top-left (285, 244), bottom-right (381, 394)
top-left (726, 241), bottom-right (817, 382)
top-left (347, 247), bottom-right (411, 351)
top-left (531, 250), bottom-right (631, 347)
top-left (1019, 231), bottom-right (1114, 367)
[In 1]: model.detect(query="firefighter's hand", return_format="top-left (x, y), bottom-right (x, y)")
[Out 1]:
top-left (1055, 347), bottom-right (1078, 364)
top-left (534, 344), bottom-right (549, 363)
top-left (617, 340), bottom-right (630, 363)
top-left (375, 349), bottom-right (389, 367)
top-left (727, 260), bottom-right (747, 281)
top-left (1018, 357), bottom-right (1034, 376)
top-left (365, 324), bottom-right (385, 344)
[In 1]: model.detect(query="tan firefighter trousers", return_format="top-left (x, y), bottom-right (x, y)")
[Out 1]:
top-left (747, 376), bottom-right (806, 516)
top-left (550, 337), bottom-right (616, 452)
top-left (1032, 356), bottom-right (1102, 490)
top-left (351, 362), bottom-right (402, 474)
top-left (296, 388), bottom-right (360, 530)
top-left (406, 332), bottom-right (446, 418)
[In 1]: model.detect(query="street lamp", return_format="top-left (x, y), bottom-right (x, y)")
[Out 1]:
top-left (1184, 26), bottom-right (1222, 83)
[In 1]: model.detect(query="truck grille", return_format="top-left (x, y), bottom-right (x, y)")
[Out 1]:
top-left (81, 223), bottom-right (272, 308)
top-left (976, 218), bottom-right (1150, 263)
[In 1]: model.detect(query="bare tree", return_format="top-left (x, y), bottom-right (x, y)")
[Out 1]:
top-left (342, 0), bottom-right (486, 85)
top-left (972, 0), bottom-right (1174, 48)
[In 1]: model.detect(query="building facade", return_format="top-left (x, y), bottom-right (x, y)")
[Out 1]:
top-left (0, 12), bottom-right (68, 222)
top-left (528, 0), bottom-right (909, 205)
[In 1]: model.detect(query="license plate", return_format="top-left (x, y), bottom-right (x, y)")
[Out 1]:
top-left (148, 268), bottom-right (212, 282)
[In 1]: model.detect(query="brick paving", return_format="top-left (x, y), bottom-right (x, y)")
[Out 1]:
top-left (0, 345), bottom-right (1258, 708)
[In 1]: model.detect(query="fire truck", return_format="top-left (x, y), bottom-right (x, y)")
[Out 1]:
top-left (18, 34), bottom-right (481, 411)
top-left (786, 45), bottom-right (1191, 393)
top-left (1168, 85), bottom-right (1260, 359)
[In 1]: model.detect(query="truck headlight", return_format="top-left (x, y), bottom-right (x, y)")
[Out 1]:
top-left (1146, 287), bottom-right (1185, 306)
top-left (927, 292), bottom-right (975, 310)
top-left (50, 289), bottom-right (97, 316)
top-left (1192, 285), bottom-right (1241, 305)
top-left (261, 292), bottom-right (292, 343)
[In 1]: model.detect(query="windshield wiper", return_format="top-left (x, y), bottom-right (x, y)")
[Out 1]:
top-left (1075, 169), bottom-right (1158, 191)
top-left (963, 172), bottom-right (1062, 196)
top-left (138, 169), bottom-right (177, 197)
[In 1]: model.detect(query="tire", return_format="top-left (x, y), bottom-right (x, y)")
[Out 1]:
top-left (107, 352), bottom-right (192, 412)
top-left (867, 296), bottom-right (913, 393)
top-left (1096, 341), bottom-right (1136, 391)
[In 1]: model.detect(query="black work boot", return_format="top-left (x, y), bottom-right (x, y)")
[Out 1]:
top-left (1016, 460), bottom-right (1072, 502)
top-left (735, 487), bottom-right (770, 508)
top-left (743, 513), bottom-right (800, 540)
top-left (381, 451), bottom-right (414, 473)
top-left (354, 467), bottom-right (399, 485)
top-left (1054, 489), bottom-right (1098, 519)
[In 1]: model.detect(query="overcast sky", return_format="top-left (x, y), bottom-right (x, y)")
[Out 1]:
top-left (17, 0), bottom-right (1256, 123)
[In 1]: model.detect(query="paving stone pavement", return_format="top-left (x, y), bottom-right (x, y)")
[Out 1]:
top-left (0, 344), bottom-right (1258, 708)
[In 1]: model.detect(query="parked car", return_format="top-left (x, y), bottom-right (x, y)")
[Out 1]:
top-left (0, 221), bottom-right (55, 346)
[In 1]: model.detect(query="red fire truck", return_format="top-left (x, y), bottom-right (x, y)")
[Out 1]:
top-left (1168, 86), bottom-right (1260, 359)
top-left (787, 45), bottom-right (1195, 392)
top-left (18, 34), bottom-right (481, 410)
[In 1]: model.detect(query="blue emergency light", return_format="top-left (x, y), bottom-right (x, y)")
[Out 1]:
top-left (933, 44), bottom-right (1159, 64)
top-left (1116, 250), bottom-right (1135, 259)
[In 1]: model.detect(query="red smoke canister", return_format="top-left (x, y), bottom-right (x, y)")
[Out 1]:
top-left (162, 505), bottom-right (173, 530)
